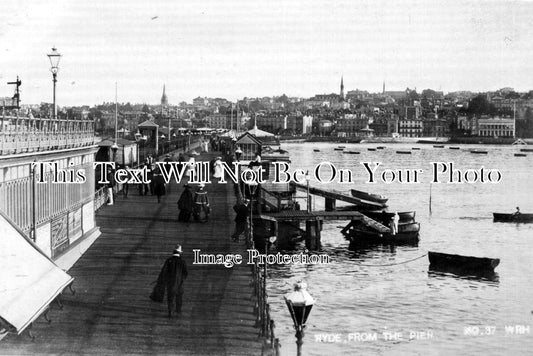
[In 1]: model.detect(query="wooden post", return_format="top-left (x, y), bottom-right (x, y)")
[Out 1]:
top-left (325, 197), bottom-right (336, 211)
top-left (305, 220), bottom-right (321, 250)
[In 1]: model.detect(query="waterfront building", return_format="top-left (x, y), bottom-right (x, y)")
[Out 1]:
top-left (398, 118), bottom-right (423, 137)
top-left (476, 116), bottom-right (515, 138)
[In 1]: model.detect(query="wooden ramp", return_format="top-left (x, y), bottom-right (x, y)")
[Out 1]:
top-left (0, 153), bottom-right (262, 355)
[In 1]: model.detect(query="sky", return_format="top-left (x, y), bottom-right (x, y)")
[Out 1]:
top-left (1, 0), bottom-right (533, 106)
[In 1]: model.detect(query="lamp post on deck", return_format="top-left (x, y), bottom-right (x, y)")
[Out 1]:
top-left (305, 170), bottom-right (311, 213)
top-left (285, 281), bottom-right (314, 356)
top-left (47, 47), bottom-right (61, 120)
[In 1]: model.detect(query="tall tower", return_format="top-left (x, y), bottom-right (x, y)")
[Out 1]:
top-left (161, 84), bottom-right (168, 106)
top-left (340, 76), bottom-right (344, 101)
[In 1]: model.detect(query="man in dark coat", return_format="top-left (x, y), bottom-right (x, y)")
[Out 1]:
top-left (231, 199), bottom-right (249, 241)
top-left (151, 245), bottom-right (188, 318)
top-left (153, 169), bottom-right (166, 203)
top-left (177, 184), bottom-right (194, 222)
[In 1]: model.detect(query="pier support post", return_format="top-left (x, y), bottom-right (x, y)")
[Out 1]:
top-left (325, 197), bottom-right (336, 211)
top-left (305, 220), bottom-right (321, 250)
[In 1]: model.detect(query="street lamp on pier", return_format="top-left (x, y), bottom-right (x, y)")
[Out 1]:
top-left (285, 281), bottom-right (315, 356)
top-left (47, 47), bottom-right (61, 120)
top-left (305, 170), bottom-right (311, 213)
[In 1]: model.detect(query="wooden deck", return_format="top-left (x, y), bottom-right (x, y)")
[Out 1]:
top-left (0, 153), bottom-right (262, 355)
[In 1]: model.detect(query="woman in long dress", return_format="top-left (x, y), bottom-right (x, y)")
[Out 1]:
top-left (213, 156), bottom-right (224, 181)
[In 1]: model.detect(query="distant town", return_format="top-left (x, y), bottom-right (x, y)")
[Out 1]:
top-left (3, 78), bottom-right (533, 140)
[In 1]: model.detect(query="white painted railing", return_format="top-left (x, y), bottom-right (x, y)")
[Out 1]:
top-left (0, 117), bottom-right (97, 155)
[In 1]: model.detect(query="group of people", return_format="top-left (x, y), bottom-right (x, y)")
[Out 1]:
top-left (177, 183), bottom-right (210, 222)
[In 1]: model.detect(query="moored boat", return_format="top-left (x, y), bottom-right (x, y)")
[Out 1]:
top-left (428, 251), bottom-right (500, 271)
top-left (313, 149), bottom-right (320, 152)
top-left (411, 147), bottom-right (420, 150)
top-left (433, 145), bottom-right (444, 148)
top-left (520, 148), bottom-right (533, 152)
top-left (363, 211), bottom-right (416, 224)
top-left (470, 150), bottom-right (488, 154)
top-left (333, 148), bottom-right (344, 151)
top-left (449, 146), bottom-right (460, 150)
top-left (367, 148), bottom-right (376, 151)
top-left (396, 151), bottom-right (411, 154)
top-left (514, 153), bottom-right (526, 157)
top-left (350, 189), bottom-right (388, 204)
top-left (493, 212), bottom-right (533, 223)
top-left (345, 227), bottom-right (419, 244)
top-left (343, 151), bottom-right (360, 154)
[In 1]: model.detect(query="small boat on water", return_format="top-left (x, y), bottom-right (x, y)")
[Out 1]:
top-left (411, 147), bottom-right (420, 150)
top-left (351, 189), bottom-right (388, 204)
top-left (367, 148), bottom-right (376, 151)
top-left (514, 153), bottom-right (526, 157)
top-left (343, 151), bottom-right (360, 154)
top-left (433, 145), bottom-right (444, 148)
top-left (345, 226), bottom-right (419, 244)
top-left (520, 148), bottom-right (533, 152)
top-left (377, 146), bottom-right (385, 149)
top-left (333, 148), bottom-right (344, 151)
top-left (428, 251), bottom-right (500, 272)
top-left (493, 213), bottom-right (533, 223)
top-left (449, 147), bottom-right (460, 150)
top-left (338, 145), bottom-right (346, 148)
top-left (313, 149), bottom-right (320, 152)
top-left (470, 150), bottom-right (488, 154)
top-left (363, 211), bottom-right (416, 224)
top-left (396, 151), bottom-right (411, 154)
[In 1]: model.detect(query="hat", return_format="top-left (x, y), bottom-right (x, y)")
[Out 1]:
top-left (173, 245), bottom-right (183, 255)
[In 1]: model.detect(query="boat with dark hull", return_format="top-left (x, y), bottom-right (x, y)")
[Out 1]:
top-left (345, 227), bottom-right (420, 244)
top-left (350, 189), bottom-right (388, 205)
top-left (493, 213), bottom-right (533, 223)
top-left (428, 251), bottom-right (500, 272)
top-left (362, 211), bottom-right (416, 224)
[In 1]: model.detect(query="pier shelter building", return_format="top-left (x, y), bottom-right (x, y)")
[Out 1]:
top-left (0, 115), bottom-right (101, 336)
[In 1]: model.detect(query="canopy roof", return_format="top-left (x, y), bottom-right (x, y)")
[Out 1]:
top-left (0, 212), bottom-right (73, 334)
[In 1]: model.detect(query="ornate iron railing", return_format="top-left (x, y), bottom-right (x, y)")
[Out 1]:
top-left (0, 116), bottom-right (97, 155)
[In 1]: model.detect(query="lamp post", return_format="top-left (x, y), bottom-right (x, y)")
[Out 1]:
top-left (47, 47), bottom-right (61, 120)
top-left (140, 135), bottom-right (147, 164)
top-left (285, 281), bottom-right (315, 356)
top-left (305, 170), bottom-right (311, 213)
top-left (111, 142), bottom-right (118, 162)
top-left (161, 134), bottom-right (166, 154)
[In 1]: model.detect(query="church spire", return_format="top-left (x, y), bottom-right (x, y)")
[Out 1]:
top-left (340, 76), bottom-right (344, 101)
top-left (161, 84), bottom-right (168, 106)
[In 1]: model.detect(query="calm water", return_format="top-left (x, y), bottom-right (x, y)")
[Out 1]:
top-left (266, 142), bottom-right (533, 356)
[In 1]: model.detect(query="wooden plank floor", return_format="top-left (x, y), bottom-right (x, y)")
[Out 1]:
top-left (1, 152), bottom-right (263, 355)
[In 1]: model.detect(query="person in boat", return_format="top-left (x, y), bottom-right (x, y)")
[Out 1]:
top-left (513, 206), bottom-right (521, 216)
top-left (390, 211), bottom-right (399, 235)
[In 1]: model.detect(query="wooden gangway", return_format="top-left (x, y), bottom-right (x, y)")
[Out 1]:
top-left (258, 210), bottom-right (390, 233)
top-left (290, 182), bottom-right (386, 210)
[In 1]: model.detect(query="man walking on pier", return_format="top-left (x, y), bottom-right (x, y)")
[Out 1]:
top-left (152, 245), bottom-right (188, 318)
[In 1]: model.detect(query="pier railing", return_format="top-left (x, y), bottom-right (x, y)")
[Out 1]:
top-left (0, 116), bottom-right (97, 155)
top-left (233, 181), bottom-right (280, 356)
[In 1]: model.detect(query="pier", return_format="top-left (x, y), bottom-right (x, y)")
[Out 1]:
top-left (0, 153), bottom-right (269, 355)
top-left (257, 183), bottom-right (390, 250)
